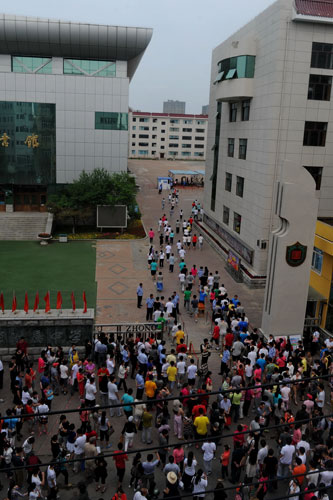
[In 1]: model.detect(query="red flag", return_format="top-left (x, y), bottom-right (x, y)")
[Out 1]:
top-left (56, 291), bottom-right (62, 310)
top-left (24, 292), bottom-right (29, 313)
top-left (33, 292), bottom-right (39, 312)
top-left (0, 293), bottom-right (4, 313)
top-left (83, 291), bottom-right (87, 313)
top-left (71, 291), bottom-right (76, 311)
top-left (12, 293), bottom-right (17, 312)
top-left (44, 291), bottom-right (50, 313)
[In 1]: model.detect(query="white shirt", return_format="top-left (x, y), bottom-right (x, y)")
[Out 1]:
top-left (85, 381), bottom-right (97, 400)
top-left (198, 236), bottom-right (203, 245)
top-left (245, 365), bottom-right (253, 378)
top-left (281, 386), bottom-right (291, 402)
top-left (165, 245), bottom-right (171, 254)
top-left (133, 492), bottom-right (148, 500)
top-left (71, 363), bottom-right (79, 383)
top-left (202, 442), bottom-right (216, 461)
top-left (47, 467), bottom-right (56, 488)
top-left (22, 390), bottom-right (30, 405)
top-left (280, 444), bottom-right (295, 464)
top-left (108, 381), bottom-right (118, 399)
top-left (176, 241), bottom-right (182, 251)
top-left (179, 273), bottom-right (186, 283)
top-left (153, 310), bottom-right (161, 321)
top-left (60, 364), bottom-right (69, 379)
top-left (258, 446), bottom-right (268, 464)
top-left (317, 390), bottom-right (325, 408)
top-left (166, 301), bottom-right (174, 314)
top-left (184, 458), bottom-right (197, 476)
top-left (296, 440), bottom-right (310, 454)
top-left (179, 249), bottom-right (185, 259)
top-left (248, 351), bottom-right (257, 367)
top-left (74, 434), bottom-right (86, 454)
top-left (319, 470), bottom-right (333, 486)
top-left (207, 276), bottom-right (214, 286)
top-left (177, 361), bottom-right (186, 374)
top-left (187, 364), bottom-right (197, 379)
top-left (106, 358), bottom-right (115, 374)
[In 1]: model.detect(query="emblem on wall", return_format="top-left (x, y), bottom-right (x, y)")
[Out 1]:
top-left (286, 242), bottom-right (307, 267)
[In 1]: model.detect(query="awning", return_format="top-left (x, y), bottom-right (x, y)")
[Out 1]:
top-left (307, 286), bottom-right (327, 302)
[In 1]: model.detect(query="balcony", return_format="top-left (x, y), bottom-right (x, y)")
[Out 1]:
top-left (215, 78), bottom-right (254, 102)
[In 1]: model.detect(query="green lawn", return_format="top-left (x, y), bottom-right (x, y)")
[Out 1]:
top-left (0, 241), bottom-right (96, 311)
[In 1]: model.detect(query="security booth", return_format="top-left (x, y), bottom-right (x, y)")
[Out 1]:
top-left (157, 176), bottom-right (172, 190)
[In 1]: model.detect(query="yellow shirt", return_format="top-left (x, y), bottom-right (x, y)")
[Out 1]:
top-left (194, 415), bottom-right (209, 435)
top-left (175, 330), bottom-right (185, 345)
top-left (167, 366), bottom-right (177, 382)
top-left (301, 358), bottom-right (307, 371)
top-left (145, 380), bottom-right (157, 398)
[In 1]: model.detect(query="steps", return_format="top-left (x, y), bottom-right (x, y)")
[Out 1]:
top-left (0, 212), bottom-right (51, 241)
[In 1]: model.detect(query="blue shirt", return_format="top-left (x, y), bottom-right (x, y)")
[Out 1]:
top-left (122, 350), bottom-right (129, 363)
top-left (136, 373), bottom-right (144, 389)
top-left (121, 393), bottom-right (134, 412)
top-left (146, 298), bottom-right (154, 308)
top-left (137, 286), bottom-right (143, 297)
top-left (257, 358), bottom-right (266, 370)
top-left (199, 291), bottom-right (207, 302)
top-left (138, 352), bottom-right (148, 365)
top-left (222, 350), bottom-right (230, 363)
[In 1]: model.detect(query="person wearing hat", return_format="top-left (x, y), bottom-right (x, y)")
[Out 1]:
top-left (121, 415), bottom-right (137, 451)
top-left (164, 471), bottom-right (182, 500)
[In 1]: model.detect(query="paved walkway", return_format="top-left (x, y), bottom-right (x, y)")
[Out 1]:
top-left (95, 159), bottom-right (265, 348)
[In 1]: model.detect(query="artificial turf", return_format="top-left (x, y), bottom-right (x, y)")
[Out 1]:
top-left (0, 241), bottom-right (96, 311)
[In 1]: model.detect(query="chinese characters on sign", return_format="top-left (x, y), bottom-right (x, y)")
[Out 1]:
top-left (0, 133), bottom-right (40, 148)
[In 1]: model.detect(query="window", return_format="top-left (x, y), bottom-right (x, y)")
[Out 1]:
top-left (152, 143), bottom-right (156, 147)
top-left (132, 126), bottom-right (136, 130)
top-left (139, 126), bottom-right (149, 130)
top-left (195, 136), bottom-right (205, 140)
top-left (162, 121), bottom-right (166, 125)
top-left (131, 150), bottom-right (136, 155)
top-left (139, 118), bottom-right (149, 122)
top-left (161, 146), bottom-right (165, 149)
top-left (161, 130), bottom-right (166, 133)
top-left (132, 142), bottom-right (135, 147)
top-left (229, 103), bottom-right (237, 122)
top-left (153, 118), bottom-right (157, 122)
top-left (233, 212), bottom-right (242, 234)
top-left (169, 135), bottom-right (179, 140)
top-left (139, 150), bottom-right (148, 155)
top-left (12, 56), bottom-right (52, 74)
top-left (170, 119), bottom-right (179, 124)
top-left (161, 138), bottom-right (165, 141)
top-left (225, 172), bottom-right (232, 192)
top-left (195, 144), bottom-right (204, 149)
top-left (182, 136), bottom-right (192, 140)
top-left (139, 134), bottom-right (149, 138)
top-left (304, 166), bottom-right (323, 190)
top-left (183, 128), bottom-right (192, 132)
top-left (196, 129), bottom-right (205, 133)
top-left (242, 100), bottom-right (251, 121)
top-left (152, 135), bottom-right (157, 139)
top-left (183, 120), bottom-right (193, 124)
top-left (236, 176), bottom-right (244, 197)
top-left (182, 152), bottom-right (191, 157)
top-left (223, 206), bottom-right (230, 225)
top-left (211, 101), bottom-right (222, 211)
top-left (217, 55), bottom-right (256, 79)
top-left (239, 139), bottom-right (248, 159)
top-left (303, 122), bottom-right (327, 146)
top-left (312, 247), bottom-right (323, 273)
top-left (139, 142), bottom-right (149, 146)
top-left (228, 138), bottom-right (235, 157)
top-left (133, 118), bottom-right (136, 122)
top-left (95, 112), bottom-right (128, 130)
top-left (169, 151), bottom-right (178, 156)
top-left (197, 120), bottom-right (205, 125)
top-left (63, 59), bottom-right (116, 77)
top-left (308, 75), bottom-right (332, 101)
top-left (152, 127), bottom-right (157, 131)
top-left (194, 152), bottom-right (204, 157)
top-left (170, 127), bottom-right (179, 132)
top-left (311, 42), bottom-right (333, 69)
top-left (182, 144), bottom-right (191, 148)
top-left (169, 144), bottom-right (179, 148)
top-left (132, 134), bottom-right (136, 138)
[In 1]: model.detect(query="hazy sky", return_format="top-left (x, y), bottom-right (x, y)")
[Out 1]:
top-left (5, 0), bottom-right (275, 113)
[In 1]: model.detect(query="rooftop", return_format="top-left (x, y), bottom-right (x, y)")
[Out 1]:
top-left (294, 0), bottom-right (333, 19)
top-left (131, 111), bottom-right (208, 118)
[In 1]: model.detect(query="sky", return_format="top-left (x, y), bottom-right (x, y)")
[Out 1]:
top-left (5, 0), bottom-right (275, 113)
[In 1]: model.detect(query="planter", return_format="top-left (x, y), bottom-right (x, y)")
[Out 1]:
top-left (38, 233), bottom-right (52, 246)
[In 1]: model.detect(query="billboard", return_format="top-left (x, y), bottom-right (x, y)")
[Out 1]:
top-left (97, 205), bottom-right (127, 228)
top-left (228, 250), bottom-right (240, 271)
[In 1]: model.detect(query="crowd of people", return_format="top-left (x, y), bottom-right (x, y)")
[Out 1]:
top-left (1, 193), bottom-right (333, 500)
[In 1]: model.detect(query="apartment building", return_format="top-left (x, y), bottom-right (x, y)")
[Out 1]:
top-left (204, 0), bottom-right (333, 284)
top-left (128, 111), bottom-right (208, 160)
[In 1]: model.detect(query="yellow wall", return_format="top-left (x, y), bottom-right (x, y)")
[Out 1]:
top-left (310, 220), bottom-right (333, 327)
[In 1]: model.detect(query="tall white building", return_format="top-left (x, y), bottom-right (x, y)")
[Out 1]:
top-left (203, 0), bottom-right (333, 285)
top-left (128, 111), bottom-right (208, 160)
top-left (0, 14), bottom-right (152, 211)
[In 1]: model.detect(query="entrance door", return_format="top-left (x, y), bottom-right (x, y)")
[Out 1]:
top-left (160, 153), bottom-right (165, 159)
top-left (14, 190), bottom-right (47, 212)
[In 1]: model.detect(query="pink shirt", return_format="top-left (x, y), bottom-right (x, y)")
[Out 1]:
top-left (148, 230), bottom-right (154, 238)
top-left (173, 448), bottom-right (184, 464)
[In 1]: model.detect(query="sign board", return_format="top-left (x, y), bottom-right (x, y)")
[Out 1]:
top-left (227, 250), bottom-right (240, 271)
top-left (97, 205), bottom-right (127, 229)
top-left (95, 323), bottom-right (164, 342)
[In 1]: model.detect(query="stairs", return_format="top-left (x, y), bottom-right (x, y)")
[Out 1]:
top-left (0, 212), bottom-right (52, 241)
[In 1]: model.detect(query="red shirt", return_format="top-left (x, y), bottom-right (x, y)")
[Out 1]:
top-left (97, 367), bottom-right (109, 383)
top-left (176, 343), bottom-right (187, 353)
top-left (180, 387), bottom-right (189, 406)
top-left (17, 340), bottom-right (28, 354)
top-left (213, 325), bottom-right (220, 340)
top-left (86, 430), bottom-right (97, 440)
top-left (225, 333), bottom-right (234, 348)
top-left (113, 451), bottom-right (128, 469)
top-left (192, 404), bottom-right (207, 418)
top-left (192, 235), bottom-right (197, 243)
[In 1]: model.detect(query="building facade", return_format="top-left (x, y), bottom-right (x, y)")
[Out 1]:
top-left (202, 104), bottom-right (209, 115)
top-left (203, 0), bottom-right (333, 283)
top-left (128, 111), bottom-right (208, 160)
top-left (0, 14), bottom-right (152, 211)
top-left (163, 100), bottom-right (186, 114)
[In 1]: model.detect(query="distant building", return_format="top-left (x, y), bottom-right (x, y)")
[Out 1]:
top-left (202, 105), bottom-right (209, 115)
top-left (129, 111), bottom-right (208, 160)
top-left (163, 100), bottom-right (186, 114)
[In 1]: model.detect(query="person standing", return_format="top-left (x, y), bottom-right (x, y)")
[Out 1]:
top-left (47, 463), bottom-right (57, 499)
top-left (202, 440), bottom-right (216, 476)
top-left (146, 295), bottom-right (154, 321)
top-left (113, 442), bottom-right (128, 487)
top-left (137, 284), bottom-right (143, 308)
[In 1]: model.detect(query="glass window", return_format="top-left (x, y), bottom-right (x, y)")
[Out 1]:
top-left (169, 151), bottom-right (178, 156)
top-left (242, 100), bottom-right (251, 121)
top-left (223, 206), bottom-right (230, 225)
top-left (197, 120), bottom-right (205, 125)
top-left (195, 145), bottom-right (204, 149)
top-left (229, 103), bottom-right (237, 122)
top-left (225, 172), bottom-right (232, 192)
top-left (182, 136), bottom-right (192, 140)
top-left (214, 71), bottom-right (224, 84)
top-left (139, 150), bottom-right (148, 155)
top-left (304, 166), bottom-right (323, 190)
top-left (169, 135), bottom-right (179, 140)
top-left (132, 134), bottom-right (136, 138)
top-left (228, 138), bottom-right (235, 157)
top-left (226, 68), bottom-right (237, 79)
top-left (183, 120), bottom-right (193, 124)
top-left (64, 59), bottom-right (116, 77)
top-left (311, 42), bottom-right (333, 69)
top-left (170, 119), bottom-right (179, 124)
top-left (217, 55), bottom-right (255, 78)
top-left (311, 247), bottom-right (323, 273)
top-left (308, 75), bottom-right (332, 101)
top-left (139, 126), bottom-right (149, 130)
top-left (303, 122), bottom-right (327, 146)
top-left (233, 212), bottom-right (242, 234)
top-left (239, 139), bottom-right (248, 159)
top-left (183, 128), bottom-right (192, 132)
top-left (182, 152), bottom-right (191, 156)
top-left (194, 152), bottom-right (204, 157)
top-left (12, 56), bottom-right (52, 74)
top-left (138, 142), bottom-right (148, 146)
top-left (169, 144), bottom-right (179, 148)
top-left (139, 134), bottom-right (149, 138)
top-left (95, 112), bottom-right (128, 130)
top-left (131, 150), bottom-right (136, 155)
top-left (139, 118), bottom-right (149, 122)
top-left (182, 144), bottom-right (191, 148)
top-left (132, 126), bottom-right (136, 130)
top-left (133, 118), bottom-right (136, 122)
top-left (195, 136), bottom-right (205, 140)
top-left (196, 128), bottom-right (205, 133)
top-left (170, 127), bottom-right (179, 132)
top-left (236, 176), bottom-right (244, 197)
